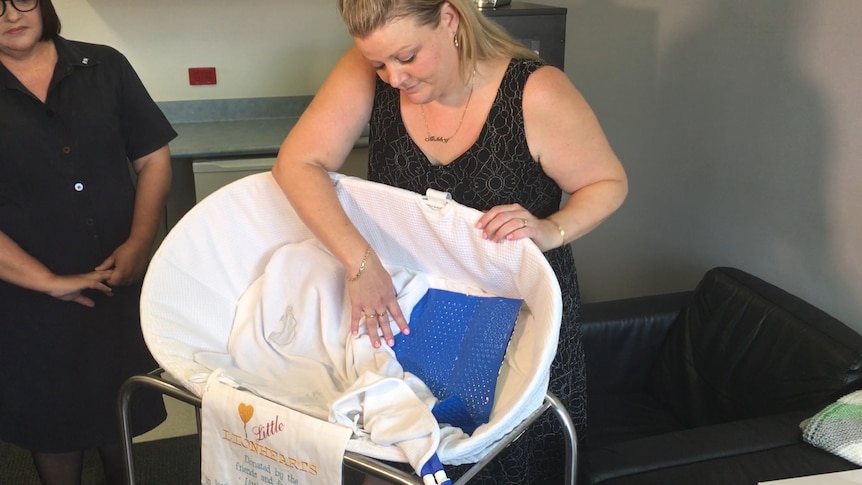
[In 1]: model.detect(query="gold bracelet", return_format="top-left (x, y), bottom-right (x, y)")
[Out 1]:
top-left (346, 244), bottom-right (372, 282)
top-left (547, 217), bottom-right (566, 248)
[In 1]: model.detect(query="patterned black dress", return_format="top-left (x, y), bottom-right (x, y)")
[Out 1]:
top-left (368, 58), bottom-right (586, 484)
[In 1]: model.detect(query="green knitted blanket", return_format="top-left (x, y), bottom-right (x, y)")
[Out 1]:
top-left (801, 390), bottom-right (862, 465)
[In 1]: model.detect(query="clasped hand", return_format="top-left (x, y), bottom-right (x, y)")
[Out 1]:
top-left (47, 271), bottom-right (113, 308)
top-left (49, 238), bottom-right (152, 308)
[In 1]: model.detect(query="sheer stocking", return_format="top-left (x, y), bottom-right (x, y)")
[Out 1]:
top-left (31, 444), bottom-right (128, 485)
top-left (31, 450), bottom-right (83, 485)
top-left (98, 444), bottom-right (128, 485)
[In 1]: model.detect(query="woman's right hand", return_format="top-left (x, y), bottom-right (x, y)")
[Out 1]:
top-left (46, 270), bottom-right (114, 308)
top-left (346, 251), bottom-right (409, 348)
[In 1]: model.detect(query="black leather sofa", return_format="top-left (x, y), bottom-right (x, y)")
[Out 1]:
top-left (579, 266), bottom-right (862, 485)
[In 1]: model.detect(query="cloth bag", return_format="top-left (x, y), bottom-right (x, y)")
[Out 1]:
top-left (201, 372), bottom-right (352, 485)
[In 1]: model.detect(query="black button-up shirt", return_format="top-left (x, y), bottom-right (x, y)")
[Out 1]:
top-left (0, 36), bottom-right (177, 274)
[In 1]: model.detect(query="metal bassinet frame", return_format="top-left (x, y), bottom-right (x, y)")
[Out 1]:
top-left (118, 369), bottom-right (577, 484)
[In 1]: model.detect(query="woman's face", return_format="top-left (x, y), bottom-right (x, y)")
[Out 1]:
top-left (354, 8), bottom-right (459, 104)
top-left (0, 2), bottom-right (44, 60)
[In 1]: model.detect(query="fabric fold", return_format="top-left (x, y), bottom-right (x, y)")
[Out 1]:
top-left (330, 371), bottom-right (441, 473)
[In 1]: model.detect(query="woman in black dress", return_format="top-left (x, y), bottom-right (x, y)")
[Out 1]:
top-left (0, 1), bottom-right (176, 483)
top-left (273, 0), bottom-right (627, 482)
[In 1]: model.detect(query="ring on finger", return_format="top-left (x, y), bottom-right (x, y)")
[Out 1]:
top-left (376, 311), bottom-right (387, 318)
top-left (522, 218), bottom-right (528, 228)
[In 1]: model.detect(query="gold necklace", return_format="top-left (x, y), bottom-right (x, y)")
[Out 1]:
top-left (420, 76), bottom-right (475, 144)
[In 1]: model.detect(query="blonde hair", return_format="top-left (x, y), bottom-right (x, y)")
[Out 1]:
top-left (337, 0), bottom-right (542, 82)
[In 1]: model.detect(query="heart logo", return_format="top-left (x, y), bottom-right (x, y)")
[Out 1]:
top-left (238, 403), bottom-right (254, 424)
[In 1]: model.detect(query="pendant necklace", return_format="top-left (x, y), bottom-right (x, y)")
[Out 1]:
top-left (420, 76), bottom-right (475, 144)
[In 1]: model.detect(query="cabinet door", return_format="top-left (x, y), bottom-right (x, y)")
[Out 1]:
top-left (482, 2), bottom-right (567, 70)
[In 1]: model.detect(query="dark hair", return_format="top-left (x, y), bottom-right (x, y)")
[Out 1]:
top-left (38, 0), bottom-right (62, 40)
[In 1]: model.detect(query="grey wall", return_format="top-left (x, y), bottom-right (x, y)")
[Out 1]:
top-left (545, 0), bottom-right (862, 332)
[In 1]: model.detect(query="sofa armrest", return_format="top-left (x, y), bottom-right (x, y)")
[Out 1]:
top-left (650, 267), bottom-right (862, 425)
top-left (582, 409), bottom-right (815, 485)
top-left (581, 291), bottom-right (692, 394)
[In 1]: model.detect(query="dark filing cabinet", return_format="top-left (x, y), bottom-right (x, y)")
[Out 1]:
top-left (481, 1), bottom-right (567, 70)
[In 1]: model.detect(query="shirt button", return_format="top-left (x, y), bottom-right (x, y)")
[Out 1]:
top-left (74, 183), bottom-right (84, 192)
top-left (62, 146), bottom-right (71, 155)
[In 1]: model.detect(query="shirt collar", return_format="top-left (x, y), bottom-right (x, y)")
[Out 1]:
top-left (0, 37), bottom-right (98, 92)
top-left (54, 36), bottom-right (100, 73)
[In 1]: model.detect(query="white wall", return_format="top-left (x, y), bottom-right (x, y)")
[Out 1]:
top-left (57, 0), bottom-right (354, 100)
top-left (57, 0), bottom-right (862, 332)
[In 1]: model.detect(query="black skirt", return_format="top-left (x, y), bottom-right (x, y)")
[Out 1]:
top-left (0, 283), bottom-right (166, 452)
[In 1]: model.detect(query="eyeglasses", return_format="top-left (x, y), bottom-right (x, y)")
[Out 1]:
top-left (1, 0), bottom-right (39, 17)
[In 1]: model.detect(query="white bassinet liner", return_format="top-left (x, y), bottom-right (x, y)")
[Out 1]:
top-left (140, 172), bottom-right (562, 465)
top-left (205, 237), bottom-right (519, 473)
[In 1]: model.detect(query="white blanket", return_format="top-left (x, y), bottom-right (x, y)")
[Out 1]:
top-left (197, 238), bottom-right (480, 474)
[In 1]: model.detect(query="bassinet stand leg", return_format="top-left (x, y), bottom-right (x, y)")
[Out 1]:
top-left (451, 392), bottom-right (577, 485)
top-left (118, 368), bottom-right (202, 485)
top-left (344, 452), bottom-right (423, 484)
top-left (547, 392), bottom-right (579, 485)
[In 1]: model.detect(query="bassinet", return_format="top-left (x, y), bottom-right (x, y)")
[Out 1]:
top-left (119, 172), bottom-right (577, 484)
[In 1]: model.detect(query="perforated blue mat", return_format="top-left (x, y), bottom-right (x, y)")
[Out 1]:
top-left (393, 288), bottom-right (523, 435)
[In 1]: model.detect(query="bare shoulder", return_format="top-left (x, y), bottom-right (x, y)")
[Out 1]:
top-left (522, 64), bottom-right (601, 160)
top-left (522, 64), bottom-right (592, 118)
top-left (322, 46), bottom-right (378, 96)
top-left (301, 46), bottom-right (377, 131)
top-left (338, 45), bottom-right (378, 75)
top-left (521, 64), bottom-right (621, 194)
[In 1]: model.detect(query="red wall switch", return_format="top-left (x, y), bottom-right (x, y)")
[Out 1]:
top-left (188, 67), bottom-right (217, 86)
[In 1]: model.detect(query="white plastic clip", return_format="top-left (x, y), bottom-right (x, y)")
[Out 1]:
top-left (434, 470), bottom-right (451, 484)
top-left (423, 188), bottom-right (452, 210)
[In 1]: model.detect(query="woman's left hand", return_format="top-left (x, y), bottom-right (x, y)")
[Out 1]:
top-left (476, 203), bottom-right (562, 252)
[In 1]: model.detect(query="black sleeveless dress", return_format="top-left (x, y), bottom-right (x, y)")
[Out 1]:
top-left (368, 58), bottom-right (586, 484)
